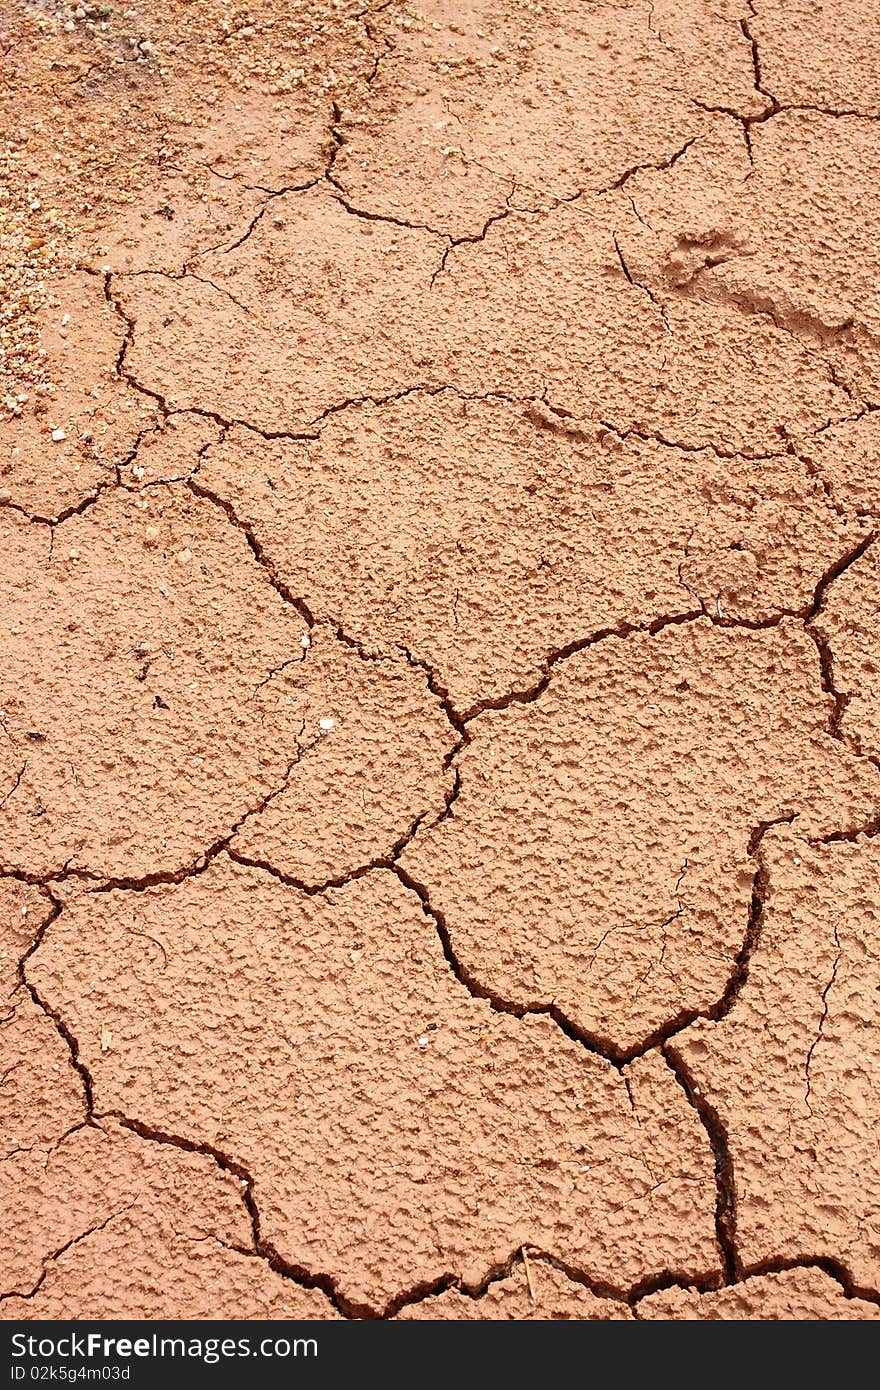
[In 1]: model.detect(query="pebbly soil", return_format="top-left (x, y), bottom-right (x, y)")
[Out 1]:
top-left (2, 0), bottom-right (880, 1322)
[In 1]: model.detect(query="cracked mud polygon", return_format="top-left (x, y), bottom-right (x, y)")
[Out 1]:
top-left (2, 0), bottom-right (880, 1323)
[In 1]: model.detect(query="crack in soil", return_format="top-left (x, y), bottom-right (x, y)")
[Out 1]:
top-left (804, 533), bottom-right (877, 744)
top-left (1, 737), bottom-right (310, 891)
top-left (102, 1115), bottom-right (370, 1318)
top-left (13, 808), bottom-right (879, 1315)
top-left (391, 810), bottom-right (795, 1069)
top-left (93, 247), bottom-right (872, 478)
top-left (186, 475), bottom-right (315, 627)
top-left (0, 1203), bottom-right (135, 1304)
top-left (803, 922), bottom-right (842, 1118)
top-left (600, 136), bottom-right (701, 195)
top-left (661, 1041), bottom-right (738, 1281)
top-left (7, 0), bottom-right (880, 1319)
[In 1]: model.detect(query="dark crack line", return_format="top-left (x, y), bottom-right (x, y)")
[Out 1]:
top-left (96, 259), bottom-right (870, 471)
top-left (11, 2), bottom-right (880, 1325)
top-left (2, 747), bottom-right (308, 893)
top-left (629, 1253), bottom-right (880, 1312)
top-left (17, 821), bottom-right (873, 1317)
top-left (805, 532), bottom-right (877, 744)
top-left (394, 800), bottom-right (795, 1065)
top-left (326, 180), bottom-right (449, 241)
top-left (186, 475), bottom-right (315, 627)
top-left (101, 288), bottom-right (547, 439)
top-left (21, 934), bottom-right (363, 1319)
top-left (803, 529), bottom-right (877, 624)
top-left (394, 853), bottom-right (723, 1071)
top-left (388, 1247), bottom-right (640, 1318)
top-left (808, 626), bottom-right (853, 744)
top-left (803, 923), bottom-right (842, 1118)
top-left (0, 763), bottom-right (27, 810)
top-left (430, 197), bottom-right (517, 285)
top-left (391, 859), bottom-right (636, 1063)
top-left (12, 887), bottom-right (366, 1316)
top-left (84, 752), bottom-right (306, 894)
top-left (199, 162), bottom-right (323, 200)
top-left (457, 610), bottom-right (704, 726)
top-left (99, 1114), bottom-right (367, 1318)
top-left (597, 415), bottom-right (796, 464)
top-left (612, 233), bottom-right (670, 329)
top-left (735, 1254), bottom-right (880, 1308)
top-left (812, 811), bottom-right (880, 846)
top-left (600, 136), bottom-right (700, 194)
top-left (96, 267), bottom-right (320, 441)
top-left (661, 1042), bottom-right (738, 1282)
top-left (451, 523), bottom-right (879, 728)
top-left (305, 382), bottom-right (545, 431)
top-left (5, 415), bottom-right (166, 528)
top-left (227, 763), bottom-right (461, 895)
top-left (652, 806), bottom-right (856, 1295)
top-left (0, 1205), bottom-right (134, 1304)
top-left (17, 885), bottom-right (93, 1116)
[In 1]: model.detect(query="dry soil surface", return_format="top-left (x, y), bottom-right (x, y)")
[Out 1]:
top-left (2, 0), bottom-right (880, 1323)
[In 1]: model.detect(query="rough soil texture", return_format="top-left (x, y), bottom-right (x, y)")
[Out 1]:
top-left (3, 0), bottom-right (880, 1323)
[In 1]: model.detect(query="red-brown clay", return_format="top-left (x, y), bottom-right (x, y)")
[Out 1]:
top-left (2, 1123), bottom-right (338, 1318)
top-left (670, 829), bottom-right (880, 1291)
top-left (2, 273), bottom-right (154, 519)
top-left (1, 880), bottom-right (86, 1163)
top-left (401, 620), bottom-right (877, 1052)
top-left (27, 861), bottom-right (718, 1311)
top-left (3, 0), bottom-right (880, 1323)
top-left (638, 1268), bottom-right (880, 1321)
top-left (811, 545), bottom-right (880, 758)
top-left (397, 1258), bottom-right (633, 1320)
top-left (197, 399), bottom-right (862, 714)
top-left (0, 489), bottom-right (449, 881)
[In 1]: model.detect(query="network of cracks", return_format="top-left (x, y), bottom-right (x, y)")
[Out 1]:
top-left (2, 0), bottom-right (880, 1321)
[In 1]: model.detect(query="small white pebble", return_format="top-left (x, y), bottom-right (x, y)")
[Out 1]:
top-left (176, 548), bottom-right (193, 566)
top-left (300, 633), bottom-right (310, 648)
top-left (417, 1035), bottom-right (430, 1049)
top-left (319, 717), bottom-right (335, 731)
top-left (67, 548), bottom-right (80, 560)
top-left (51, 427), bottom-right (66, 442)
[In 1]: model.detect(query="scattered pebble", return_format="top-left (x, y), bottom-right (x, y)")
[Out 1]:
top-left (51, 427), bottom-right (66, 442)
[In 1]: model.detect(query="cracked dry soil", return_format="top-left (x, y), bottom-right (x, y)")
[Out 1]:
top-left (2, 0), bottom-right (880, 1324)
